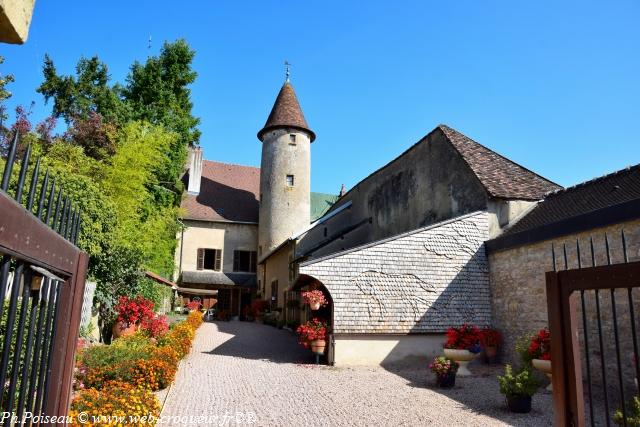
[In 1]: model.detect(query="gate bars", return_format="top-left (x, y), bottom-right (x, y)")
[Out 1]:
top-left (547, 231), bottom-right (639, 427)
top-left (0, 132), bottom-right (89, 423)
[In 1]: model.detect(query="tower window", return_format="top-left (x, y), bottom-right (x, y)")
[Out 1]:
top-left (289, 134), bottom-right (296, 144)
top-left (286, 175), bottom-right (294, 186)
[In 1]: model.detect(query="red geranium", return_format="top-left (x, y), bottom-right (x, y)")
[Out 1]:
top-left (301, 290), bottom-right (328, 308)
top-left (296, 318), bottom-right (327, 348)
top-left (444, 324), bottom-right (482, 352)
top-left (186, 301), bottom-right (202, 311)
top-left (114, 296), bottom-right (154, 326)
top-left (141, 315), bottom-right (169, 338)
top-left (528, 328), bottom-right (551, 360)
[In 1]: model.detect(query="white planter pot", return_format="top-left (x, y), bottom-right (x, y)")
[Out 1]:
top-left (443, 348), bottom-right (477, 376)
top-left (532, 358), bottom-right (553, 391)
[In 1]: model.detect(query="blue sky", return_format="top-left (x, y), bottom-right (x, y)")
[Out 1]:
top-left (1, 1), bottom-right (639, 194)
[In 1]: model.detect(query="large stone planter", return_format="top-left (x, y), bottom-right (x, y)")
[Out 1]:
top-left (443, 348), bottom-right (476, 376)
top-left (532, 358), bottom-right (553, 391)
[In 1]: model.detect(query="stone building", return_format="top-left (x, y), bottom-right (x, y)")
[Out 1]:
top-left (175, 76), bottom-right (640, 367)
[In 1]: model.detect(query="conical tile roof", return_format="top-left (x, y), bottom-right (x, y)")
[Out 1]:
top-left (258, 82), bottom-right (315, 142)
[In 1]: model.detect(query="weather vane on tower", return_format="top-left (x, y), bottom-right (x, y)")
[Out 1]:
top-left (284, 60), bottom-right (291, 82)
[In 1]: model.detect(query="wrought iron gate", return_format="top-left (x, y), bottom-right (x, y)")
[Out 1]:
top-left (0, 133), bottom-right (88, 423)
top-left (547, 232), bottom-right (639, 426)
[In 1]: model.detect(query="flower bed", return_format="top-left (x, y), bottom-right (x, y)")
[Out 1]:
top-left (70, 311), bottom-right (203, 425)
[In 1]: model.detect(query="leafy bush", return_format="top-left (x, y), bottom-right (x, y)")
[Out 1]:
top-left (69, 381), bottom-right (160, 426)
top-left (498, 365), bottom-right (540, 397)
top-left (76, 312), bottom-right (203, 392)
top-left (615, 396), bottom-right (640, 426)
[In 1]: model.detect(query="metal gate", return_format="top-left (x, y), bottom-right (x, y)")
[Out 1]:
top-left (547, 232), bottom-right (639, 426)
top-left (1, 133), bottom-right (88, 423)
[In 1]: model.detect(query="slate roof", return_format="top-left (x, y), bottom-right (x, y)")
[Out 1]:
top-left (298, 212), bottom-right (492, 334)
top-left (181, 271), bottom-right (258, 288)
top-left (311, 192), bottom-right (339, 221)
top-left (439, 125), bottom-right (561, 200)
top-left (181, 160), bottom-right (261, 223)
top-left (495, 164), bottom-right (640, 240)
top-left (258, 82), bottom-right (316, 142)
top-left (181, 160), bottom-right (337, 223)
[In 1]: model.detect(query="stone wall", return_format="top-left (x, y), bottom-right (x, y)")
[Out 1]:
top-left (296, 128), bottom-right (491, 260)
top-left (489, 219), bottom-right (640, 364)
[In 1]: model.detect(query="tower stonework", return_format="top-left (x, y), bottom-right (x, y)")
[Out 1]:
top-left (258, 81), bottom-right (315, 257)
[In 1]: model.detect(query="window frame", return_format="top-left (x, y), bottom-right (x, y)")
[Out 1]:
top-left (197, 248), bottom-right (222, 271)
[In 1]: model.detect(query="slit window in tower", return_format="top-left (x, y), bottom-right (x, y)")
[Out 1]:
top-left (286, 175), bottom-right (294, 187)
top-left (289, 134), bottom-right (296, 144)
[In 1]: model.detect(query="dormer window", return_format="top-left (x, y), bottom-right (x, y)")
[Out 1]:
top-left (286, 175), bottom-right (294, 187)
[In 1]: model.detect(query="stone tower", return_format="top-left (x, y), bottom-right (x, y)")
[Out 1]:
top-left (257, 80), bottom-right (315, 256)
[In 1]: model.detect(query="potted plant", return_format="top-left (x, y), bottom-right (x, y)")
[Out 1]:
top-left (296, 318), bottom-right (328, 354)
top-left (429, 356), bottom-right (459, 388)
top-left (498, 365), bottom-right (540, 413)
top-left (481, 327), bottom-right (502, 364)
top-left (443, 324), bottom-right (482, 376)
top-left (301, 290), bottom-right (328, 311)
top-left (528, 328), bottom-right (552, 391)
top-left (112, 295), bottom-right (154, 339)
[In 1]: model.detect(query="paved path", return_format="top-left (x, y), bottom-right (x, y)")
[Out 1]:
top-left (160, 321), bottom-right (553, 426)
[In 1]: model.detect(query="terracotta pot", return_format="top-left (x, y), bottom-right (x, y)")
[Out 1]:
top-left (310, 302), bottom-right (321, 310)
top-left (435, 372), bottom-right (456, 388)
top-left (443, 348), bottom-right (477, 376)
top-left (112, 321), bottom-right (137, 339)
top-left (485, 346), bottom-right (499, 364)
top-left (310, 339), bottom-right (326, 354)
top-left (507, 395), bottom-right (532, 413)
top-left (532, 358), bottom-right (553, 391)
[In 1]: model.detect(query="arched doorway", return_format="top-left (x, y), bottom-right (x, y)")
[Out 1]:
top-left (289, 274), bottom-right (335, 364)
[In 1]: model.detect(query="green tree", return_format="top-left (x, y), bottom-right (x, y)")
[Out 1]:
top-left (37, 55), bottom-right (130, 125)
top-left (0, 56), bottom-right (15, 123)
top-left (123, 39), bottom-right (199, 202)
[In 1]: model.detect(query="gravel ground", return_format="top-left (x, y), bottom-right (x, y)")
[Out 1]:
top-left (160, 321), bottom-right (553, 426)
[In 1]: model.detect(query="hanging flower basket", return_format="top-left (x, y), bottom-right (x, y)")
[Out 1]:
top-left (296, 318), bottom-right (327, 354)
top-left (301, 290), bottom-right (328, 310)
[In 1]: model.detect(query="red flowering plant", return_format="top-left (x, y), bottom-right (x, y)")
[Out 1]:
top-left (301, 290), bottom-right (328, 308)
top-left (186, 300), bottom-right (202, 311)
top-left (528, 328), bottom-right (551, 361)
top-left (429, 356), bottom-right (459, 377)
top-left (114, 296), bottom-right (154, 327)
top-left (296, 318), bottom-right (327, 348)
top-left (480, 328), bottom-right (503, 348)
top-left (444, 324), bottom-right (483, 353)
top-left (140, 315), bottom-right (169, 338)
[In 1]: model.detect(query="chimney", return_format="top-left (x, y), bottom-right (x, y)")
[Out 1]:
top-left (187, 146), bottom-right (203, 195)
top-left (339, 184), bottom-right (346, 197)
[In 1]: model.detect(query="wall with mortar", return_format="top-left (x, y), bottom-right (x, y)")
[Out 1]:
top-left (296, 128), bottom-right (492, 261)
top-left (259, 128), bottom-right (311, 256)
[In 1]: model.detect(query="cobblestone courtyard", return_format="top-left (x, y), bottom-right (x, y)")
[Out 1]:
top-left (160, 321), bottom-right (553, 426)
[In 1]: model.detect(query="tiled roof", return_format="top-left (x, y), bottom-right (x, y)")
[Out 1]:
top-left (439, 125), bottom-right (561, 200)
top-left (181, 160), bottom-right (260, 223)
top-left (258, 82), bottom-right (316, 142)
top-left (299, 212), bottom-right (492, 334)
top-left (499, 164), bottom-right (640, 237)
top-left (181, 160), bottom-right (335, 223)
top-left (181, 271), bottom-right (257, 288)
top-left (311, 192), bottom-right (338, 221)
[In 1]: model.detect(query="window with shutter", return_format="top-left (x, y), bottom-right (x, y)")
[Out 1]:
top-left (201, 248), bottom-right (222, 271)
top-left (197, 248), bottom-right (204, 270)
top-left (233, 250), bottom-right (258, 273)
top-left (214, 249), bottom-right (222, 271)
